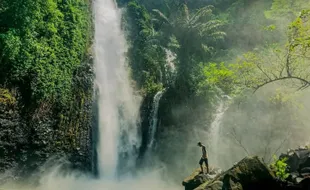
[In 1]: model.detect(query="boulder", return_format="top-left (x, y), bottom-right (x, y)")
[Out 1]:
top-left (194, 181), bottom-right (223, 190)
top-left (221, 156), bottom-right (276, 190)
top-left (287, 172), bottom-right (301, 183)
top-left (183, 152), bottom-right (310, 190)
top-left (300, 167), bottom-right (310, 174)
top-left (182, 167), bottom-right (221, 190)
top-left (279, 147), bottom-right (310, 188)
top-left (280, 148), bottom-right (310, 173)
top-left (192, 156), bottom-right (277, 190)
top-left (298, 177), bottom-right (310, 189)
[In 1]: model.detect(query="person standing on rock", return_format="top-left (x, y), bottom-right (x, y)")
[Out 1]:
top-left (197, 142), bottom-right (209, 174)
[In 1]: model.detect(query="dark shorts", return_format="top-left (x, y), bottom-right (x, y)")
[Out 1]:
top-left (199, 157), bottom-right (208, 165)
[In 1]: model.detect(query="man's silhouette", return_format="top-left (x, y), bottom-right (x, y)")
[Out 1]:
top-left (197, 142), bottom-right (209, 174)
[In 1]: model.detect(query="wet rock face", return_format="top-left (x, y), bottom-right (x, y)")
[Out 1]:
top-left (0, 87), bottom-right (94, 179)
top-left (137, 94), bottom-right (154, 163)
top-left (0, 89), bottom-right (28, 173)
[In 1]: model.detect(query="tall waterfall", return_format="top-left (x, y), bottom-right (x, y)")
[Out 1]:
top-left (148, 91), bottom-right (164, 148)
top-left (93, 0), bottom-right (141, 178)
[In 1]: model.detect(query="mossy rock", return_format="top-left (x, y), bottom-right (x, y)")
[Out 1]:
top-left (182, 167), bottom-right (220, 190)
top-left (221, 156), bottom-right (276, 190)
top-left (195, 181), bottom-right (223, 190)
top-left (193, 156), bottom-right (277, 190)
top-left (0, 88), bottom-right (16, 106)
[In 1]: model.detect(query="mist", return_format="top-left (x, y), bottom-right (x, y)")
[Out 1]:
top-left (0, 0), bottom-right (184, 189)
top-left (217, 85), bottom-right (310, 169)
top-left (154, 85), bottom-right (310, 182)
top-left (152, 0), bottom-right (310, 180)
top-left (0, 164), bottom-right (181, 190)
top-left (1, 0), bottom-right (310, 189)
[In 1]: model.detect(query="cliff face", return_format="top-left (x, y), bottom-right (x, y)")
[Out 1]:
top-left (0, 60), bottom-right (95, 179)
top-left (0, 88), bottom-right (27, 173)
top-left (0, 0), bottom-right (94, 179)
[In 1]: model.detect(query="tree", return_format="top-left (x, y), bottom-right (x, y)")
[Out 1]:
top-left (125, 1), bottom-right (165, 95)
top-left (0, 0), bottom-right (91, 104)
top-left (152, 4), bottom-right (225, 95)
top-left (233, 10), bottom-right (310, 92)
top-left (198, 62), bottom-right (237, 95)
top-left (265, 0), bottom-right (310, 21)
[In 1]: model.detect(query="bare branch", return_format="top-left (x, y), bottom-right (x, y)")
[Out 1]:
top-left (229, 127), bottom-right (250, 156)
top-left (253, 76), bottom-right (310, 93)
top-left (286, 45), bottom-right (292, 77)
top-left (251, 12), bottom-right (310, 92)
top-left (256, 63), bottom-right (272, 80)
top-left (267, 132), bottom-right (290, 164)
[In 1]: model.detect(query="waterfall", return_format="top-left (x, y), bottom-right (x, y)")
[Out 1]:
top-left (148, 91), bottom-right (164, 148)
top-left (164, 49), bottom-right (177, 85)
top-left (165, 49), bottom-right (176, 73)
top-left (93, 0), bottom-right (141, 178)
top-left (208, 99), bottom-right (229, 167)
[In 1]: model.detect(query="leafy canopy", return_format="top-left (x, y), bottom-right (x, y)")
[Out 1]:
top-left (0, 0), bottom-right (91, 104)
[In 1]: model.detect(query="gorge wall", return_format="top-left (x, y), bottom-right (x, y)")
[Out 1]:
top-left (0, 0), bottom-right (95, 179)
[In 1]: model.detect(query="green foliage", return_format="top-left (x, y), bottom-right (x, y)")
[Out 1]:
top-left (119, 0), bottom-right (310, 178)
top-left (0, 88), bottom-right (16, 105)
top-left (263, 25), bottom-right (276, 31)
top-left (265, 0), bottom-right (310, 20)
top-left (199, 62), bottom-right (237, 95)
top-left (0, 0), bottom-right (91, 104)
top-left (228, 10), bottom-right (310, 91)
top-left (153, 4), bottom-right (226, 60)
top-left (217, 0), bottom-right (277, 52)
top-left (0, 0), bottom-right (93, 172)
top-left (125, 0), bottom-right (166, 95)
top-left (124, 0), bottom-right (310, 98)
top-left (152, 4), bottom-right (226, 96)
top-left (288, 10), bottom-right (310, 51)
top-left (270, 155), bottom-right (289, 180)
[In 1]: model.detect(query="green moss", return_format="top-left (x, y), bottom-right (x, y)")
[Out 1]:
top-left (0, 88), bottom-right (16, 105)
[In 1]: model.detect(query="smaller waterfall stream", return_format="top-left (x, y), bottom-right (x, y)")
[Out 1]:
top-left (148, 91), bottom-right (165, 148)
top-left (208, 99), bottom-right (229, 167)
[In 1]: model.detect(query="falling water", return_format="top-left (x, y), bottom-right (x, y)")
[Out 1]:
top-left (208, 100), bottom-right (229, 167)
top-left (93, 0), bottom-right (141, 178)
top-left (148, 91), bottom-right (164, 148)
top-left (165, 49), bottom-right (176, 73)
